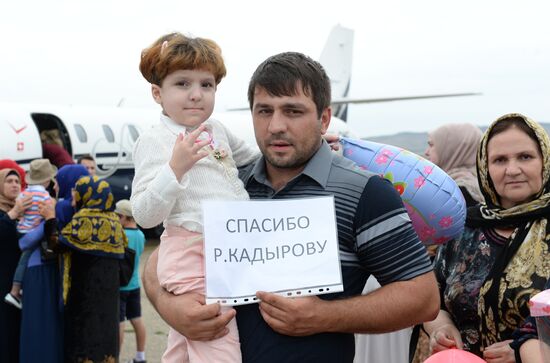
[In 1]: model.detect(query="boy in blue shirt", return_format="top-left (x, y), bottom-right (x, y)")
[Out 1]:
top-left (116, 199), bottom-right (147, 363)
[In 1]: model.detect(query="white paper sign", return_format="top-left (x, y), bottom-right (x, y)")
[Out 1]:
top-left (202, 196), bottom-right (343, 306)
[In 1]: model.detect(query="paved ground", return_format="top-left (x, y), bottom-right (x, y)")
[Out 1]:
top-left (120, 238), bottom-right (170, 363)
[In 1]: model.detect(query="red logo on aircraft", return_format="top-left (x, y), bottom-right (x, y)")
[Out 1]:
top-left (8, 123), bottom-right (27, 134)
top-left (17, 142), bottom-right (24, 151)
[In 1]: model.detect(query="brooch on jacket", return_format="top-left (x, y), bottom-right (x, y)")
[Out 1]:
top-left (212, 148), bottom-right (227, 160)
top-left (192, 127), bottom-right (227, 161)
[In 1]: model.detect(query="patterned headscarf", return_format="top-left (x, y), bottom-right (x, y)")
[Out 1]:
top-left (55, 164), bottom-right (89, 228)
top-left (0, 169), bottom-right (20, 212)
top-left (468, 113), bottom-right (550, 226)
top-left (430, 123), bottom-right (483, 203)
top-left (60, 175), bottom-right (127, 303)
top-left (469, 113), bottom-right (550, 347)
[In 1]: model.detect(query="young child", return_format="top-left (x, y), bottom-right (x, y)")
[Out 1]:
top-left (131, 32), bottom-right (259, 363)
top-left (4, 158), bottom-right (56, 309)
top-left (116, 199), bottom-right (147, 363)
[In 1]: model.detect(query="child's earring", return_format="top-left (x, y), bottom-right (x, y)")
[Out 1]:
top-left (160, 40), bottom-right (168, 54)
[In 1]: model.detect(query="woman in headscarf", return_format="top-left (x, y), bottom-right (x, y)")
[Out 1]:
top-left (424, 114), bottom-right (550, 362)
top-left (0, 169), bottom-right (31, 362)
top-left (43, 175), bottom-right (127, 362)
top-left (15, 163), bottom-right (90, 363)
top-left (54, 164), bottom-right (90, 228)
top-left (16, 168), bottom-right (65, 363)
top-left (0, 159), bottom-right (27, 190)
top-left (411, 123), bottom-right (485, 363)
top-left (425, 122), bottom-right (483, 207)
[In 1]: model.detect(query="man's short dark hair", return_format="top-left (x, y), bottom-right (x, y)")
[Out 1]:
top-left (77, 154), bottom-right (95, 164)
top-left (247, 52), bottom-right (331, 118)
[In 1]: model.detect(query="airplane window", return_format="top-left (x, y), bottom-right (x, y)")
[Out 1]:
top-left (74, 124), bottom-right (88, 143)
top-left (128, 125), bottom-right (139, 142)
top-left (102, 125), bottom-right (115, 143)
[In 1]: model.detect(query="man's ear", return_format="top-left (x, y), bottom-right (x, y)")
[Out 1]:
top-left (151, 84), bottom-right (162, 105)
top-left (320, 107), bottom-right (332, 135)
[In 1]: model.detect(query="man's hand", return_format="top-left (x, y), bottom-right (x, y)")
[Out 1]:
top-left (143, 247), bottom-right (235, 340)
top-left (483, 340), bottom-right (515, 363)
top-left (158, 291), bottom-right (236, 341)
top-left (256, 291), bottom-right (328, 336)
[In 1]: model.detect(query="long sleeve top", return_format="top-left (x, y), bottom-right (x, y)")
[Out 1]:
top-left (17, 185), bottom-right (50, 233)
top-left (434, 226), bottom-right (550, 357)
top-left (131, 114), bottom-right (259, 232)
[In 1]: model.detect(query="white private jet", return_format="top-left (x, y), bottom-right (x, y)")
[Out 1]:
top-left (0, 25), bottom-right (478, 201)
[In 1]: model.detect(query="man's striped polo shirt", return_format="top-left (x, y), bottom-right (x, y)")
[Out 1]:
top-left (236, 141), bottom-right (432, 363)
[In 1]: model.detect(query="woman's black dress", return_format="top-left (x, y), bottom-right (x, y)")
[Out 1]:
top-left (0, 211), bottom-right (21, 363)
top-left (64, 252), bottom-right (120, 363)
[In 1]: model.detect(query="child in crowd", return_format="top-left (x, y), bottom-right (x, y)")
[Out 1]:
top-left (131, 32), bottom-right (260, 362)
top-left (116, 199), bottom-right (147, 363)
top-left (4, 159), bottom-right (56, 309)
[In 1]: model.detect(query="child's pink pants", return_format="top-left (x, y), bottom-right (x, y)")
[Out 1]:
top-left (158, 225), bottom-right (241, 363)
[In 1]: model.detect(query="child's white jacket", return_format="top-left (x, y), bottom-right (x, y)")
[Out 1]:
top-left (131, 114), bottom-right (259, 232)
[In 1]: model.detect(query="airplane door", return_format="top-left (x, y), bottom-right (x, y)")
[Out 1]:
top-left (30, 113), bottom-right (73, 155)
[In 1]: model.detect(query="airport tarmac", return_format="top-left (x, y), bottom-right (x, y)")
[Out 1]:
top-left (120, 238), bottom-right (169, 363)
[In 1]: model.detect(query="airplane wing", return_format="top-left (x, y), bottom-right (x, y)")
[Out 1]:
top-left (227, 26), bottom-right (482, 118)
top-left (330, 92), bottom-right (481, 105)
top-left (226, 92), bottom-right (481, 111)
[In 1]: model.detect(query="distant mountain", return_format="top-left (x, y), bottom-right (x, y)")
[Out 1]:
top-left (365, 122), bottom-right (550, 156)
top-left (367, 132), bottom-right (428, 155)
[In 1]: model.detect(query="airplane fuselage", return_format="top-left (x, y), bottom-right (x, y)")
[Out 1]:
top-left (0, 103), bottom-right (355, 201)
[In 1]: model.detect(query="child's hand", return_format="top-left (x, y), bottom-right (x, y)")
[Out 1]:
top-left (169, 124), bottom-right (211, 181)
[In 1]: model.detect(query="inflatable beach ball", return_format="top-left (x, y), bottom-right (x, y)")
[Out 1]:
top-left (424, 349), bottom-right (486, 363)
top-left (341, 138), bottom-right (466, 246)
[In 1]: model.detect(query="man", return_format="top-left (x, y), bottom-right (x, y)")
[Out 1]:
top-left (77, 154), bottom-right (97, 176)
top-left (143, 52), bottom-right (439, 362)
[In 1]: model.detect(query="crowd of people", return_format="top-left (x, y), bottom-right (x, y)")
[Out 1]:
top-left (0, 155), bottom-right (148, 363)
top-left (1, 31), bottom-right (549, 363)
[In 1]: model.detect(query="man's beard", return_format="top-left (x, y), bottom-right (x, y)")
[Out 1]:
top-left (260, 136), bottom-right (321, 169)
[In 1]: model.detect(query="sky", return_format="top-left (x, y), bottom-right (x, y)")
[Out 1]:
top-left (1, 0), bottom-right (549, 137)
